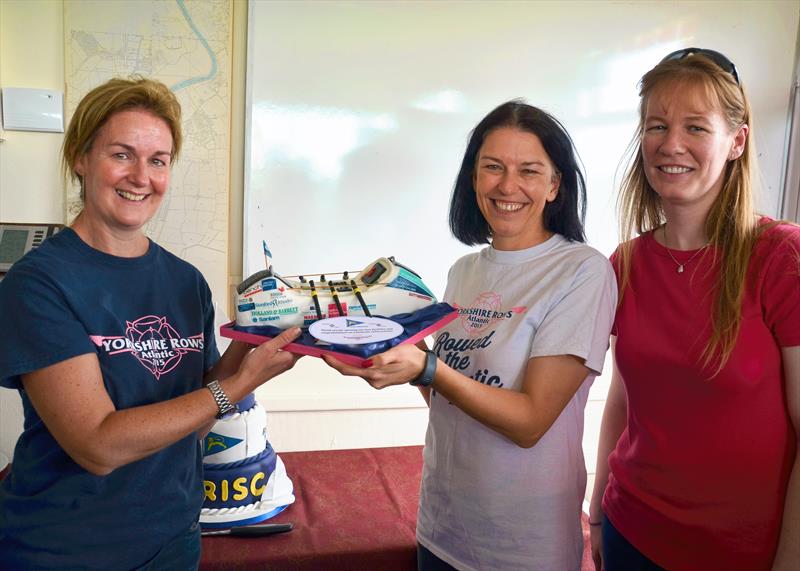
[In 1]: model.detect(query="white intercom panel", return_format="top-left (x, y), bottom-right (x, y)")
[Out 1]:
top-left (0, 223), bottom-right (62, 278)
top-left (1, 87), bottom-right (65, 133)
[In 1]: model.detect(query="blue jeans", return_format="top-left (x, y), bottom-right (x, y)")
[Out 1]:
top-left (0, 522), bottom-right (201, 571)
top-left (135, 521), bottom-right (201, 571)
top-left (417, 543), bottom-right (458, 571)
top-left (602, 514), bottom-right (665, 571)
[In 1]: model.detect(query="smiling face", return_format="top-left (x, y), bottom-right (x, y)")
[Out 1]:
top-left (74, 109), bottom-right (173, 252)
top-left (642, 81), bottom-right (747, 214)
top-left (473, 127), bottom-right (560, 251)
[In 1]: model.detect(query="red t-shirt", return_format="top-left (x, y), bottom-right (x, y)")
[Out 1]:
top-left (603, 221), bottom-right (800, 571)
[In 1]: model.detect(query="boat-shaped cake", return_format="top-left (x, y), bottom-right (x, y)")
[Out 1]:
top-left (235, 253), bottom-right (438, 330)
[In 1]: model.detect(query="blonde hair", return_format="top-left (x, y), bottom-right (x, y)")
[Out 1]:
top-left (617, 54), bottom-right (758, 373)
top-left (62, 76), bottom-right (182, 188)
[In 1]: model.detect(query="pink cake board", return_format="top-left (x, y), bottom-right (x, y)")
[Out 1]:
top-left (220, 310), bottom-right (459, 368)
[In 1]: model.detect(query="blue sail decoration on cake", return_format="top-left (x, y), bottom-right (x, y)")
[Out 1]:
top-left (200, 393), bottom-right (295, 529)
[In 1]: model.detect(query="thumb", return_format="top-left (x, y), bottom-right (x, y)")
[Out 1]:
top-left (263, 327), bottom-right (302, 351)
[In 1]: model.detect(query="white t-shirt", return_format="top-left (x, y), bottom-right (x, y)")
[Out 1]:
top-left (417, 234), bottom-right (617, 571)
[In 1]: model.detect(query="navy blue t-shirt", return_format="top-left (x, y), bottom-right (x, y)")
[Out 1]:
top-left (0, 228), bottom-right (220, 570)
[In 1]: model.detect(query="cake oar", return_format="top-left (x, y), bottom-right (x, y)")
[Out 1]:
top-left (307, 280), bottom-right (323, 320)
top-left (350, 279), bottom-right (371, 316)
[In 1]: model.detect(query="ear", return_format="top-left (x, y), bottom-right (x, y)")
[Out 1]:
top-left (546, 172), bottom-right (561, 203)
top-left (75, 154), bottom-right (87, 178)
top-left (729, 123), bottom-right (748, 160)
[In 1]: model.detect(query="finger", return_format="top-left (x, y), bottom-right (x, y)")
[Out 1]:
top-left (262, 327), bottom-right (302, 351)
top-left (260, 351), bottom-right (297, 380)
top-left (321, 354), bottom-right (367, 376)
top-left (592, 551), bottom-right (603, 571)
top-left (273, 350), bottom-right (296, 366)
top-left (367, 377), bottom-right (393, 390)
top-left (371, 344), bottom-right (422, 368)
top-left (258, 349), bottom-right (292, 370)
top-left (369, 345), bottom-right (408, 366)
top-left (246, 339), bottom-right (296, 373)
top-left (368, 354), bottom-right (389, 368)
top-left (368, 353), bottom-right (402, 369)
top-left (272, 326), bottom-right (302, 346)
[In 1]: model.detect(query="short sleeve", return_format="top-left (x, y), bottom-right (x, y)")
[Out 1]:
top-left (530, 253), bottom-right (618, 374)
top-left (0, 264), bottom-right (95, 389)
top-left (441, 260), bottom-right (459, 304)
top-left (202, 280), bottom-right (221, 371)
top-left (760, 226), bottom-right (800, 347)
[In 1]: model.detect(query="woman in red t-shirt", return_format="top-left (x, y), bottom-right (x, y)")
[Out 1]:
top-left (590, 49), bottom-right (800, 571)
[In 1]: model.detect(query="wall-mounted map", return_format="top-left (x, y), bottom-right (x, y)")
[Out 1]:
top-left (64, 0), bottom-right (231, 305)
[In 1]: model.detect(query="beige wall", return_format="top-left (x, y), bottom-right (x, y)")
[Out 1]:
top-left (0, 0), bottom-right (65, 462)
top-left (0, 0), bottom-right (64, 223)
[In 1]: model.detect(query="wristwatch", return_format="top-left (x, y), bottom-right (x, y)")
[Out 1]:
top-left (206, 380), bottom-right (236, 418)
top-left (410, 350), bottom-right (437, 387)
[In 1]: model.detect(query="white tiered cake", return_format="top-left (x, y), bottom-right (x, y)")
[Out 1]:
top-left (200, 393), bottom-right (295, 528)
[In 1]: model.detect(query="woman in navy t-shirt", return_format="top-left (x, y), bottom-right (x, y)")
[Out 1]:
top-left (0, 77), bottom-right (301, 570)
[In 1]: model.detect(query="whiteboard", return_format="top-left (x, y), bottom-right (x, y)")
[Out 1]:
top-left (245, 0), bottom-right (799, 280)
top-left (243, 0), bottom-right (799, 410)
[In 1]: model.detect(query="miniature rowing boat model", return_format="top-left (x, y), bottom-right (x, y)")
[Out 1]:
top-left (235, 253), bottom-right (438, 331)
top-left (224, 243), bottom-right (457, 364)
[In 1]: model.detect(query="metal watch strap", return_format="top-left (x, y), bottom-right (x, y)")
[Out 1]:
top-left (410, 350), bottom-right (437, 387)
top-left (206, 380), bottom-right (236, 418)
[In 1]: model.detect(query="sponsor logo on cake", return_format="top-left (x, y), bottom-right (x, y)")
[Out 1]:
top-left (205, 433), bottom-right (243, 455)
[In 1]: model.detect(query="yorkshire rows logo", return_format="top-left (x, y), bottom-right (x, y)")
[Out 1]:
top-left (459, 292), bottom-right (526, 335)
top-left (90, 315), bottom-right (204, 380)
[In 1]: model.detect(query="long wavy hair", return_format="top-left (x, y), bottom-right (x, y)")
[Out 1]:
top-left (617, 54), bottom-right (759, 372)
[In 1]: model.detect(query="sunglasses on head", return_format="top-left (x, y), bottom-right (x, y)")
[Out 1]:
top-left (660, 47), bottom-right (740, 85)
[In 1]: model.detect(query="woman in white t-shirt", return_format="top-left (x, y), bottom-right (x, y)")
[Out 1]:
top-left (324, 100), bottom-right (616, 571)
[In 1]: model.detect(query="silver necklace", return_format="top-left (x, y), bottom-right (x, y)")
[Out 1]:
top-left (662, 227), bottom-right (710, 273)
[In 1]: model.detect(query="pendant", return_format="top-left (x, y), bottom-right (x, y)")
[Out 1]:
top-left (677, 265), bottom-right (685, 273)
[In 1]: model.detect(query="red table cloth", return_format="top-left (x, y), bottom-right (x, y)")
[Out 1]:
top-left (200, 446), bottom-right (422, 571)
top-left (199, 445), bottom-right (594, 571)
